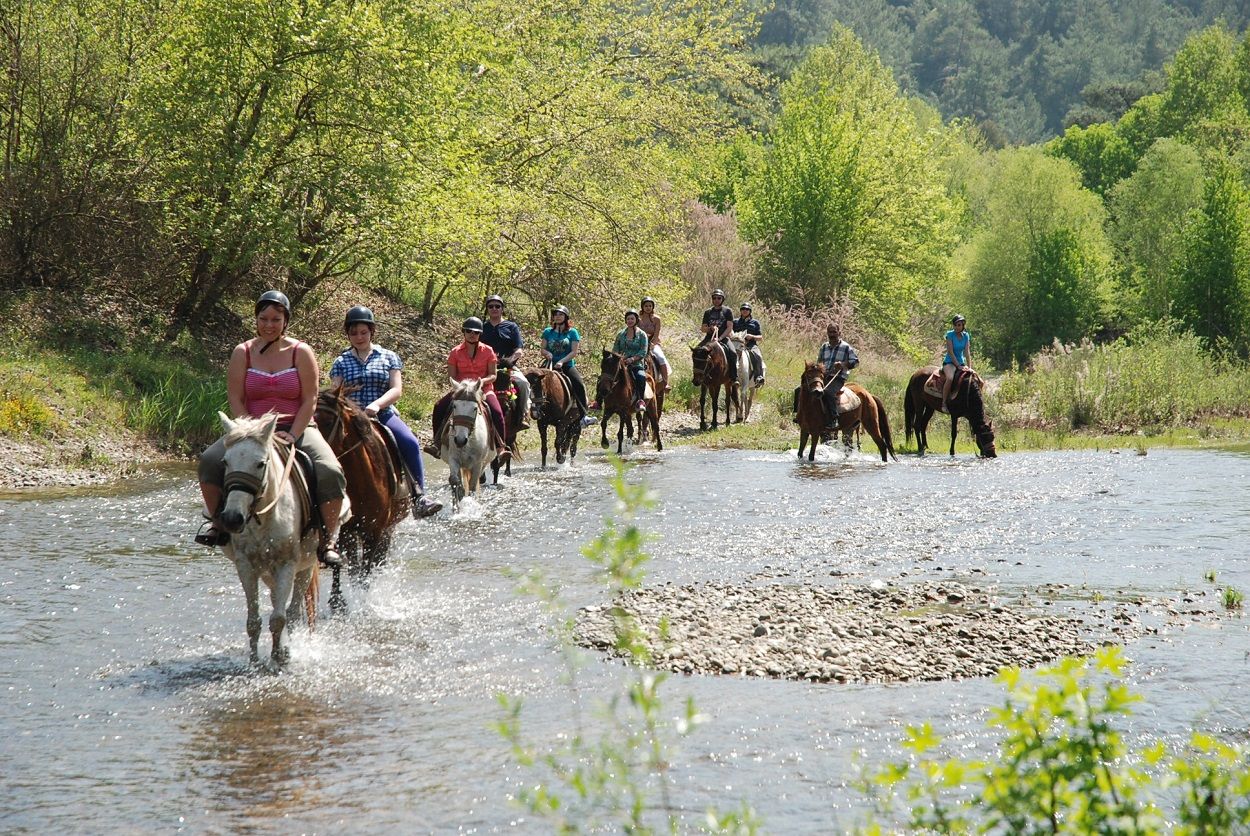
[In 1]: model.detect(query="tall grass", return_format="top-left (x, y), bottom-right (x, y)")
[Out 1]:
top-left (997, 324), bottom-right (1250, 432)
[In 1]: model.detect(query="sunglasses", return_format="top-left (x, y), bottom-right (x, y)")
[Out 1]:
top-left (486, 304), bottom-right (502, 309)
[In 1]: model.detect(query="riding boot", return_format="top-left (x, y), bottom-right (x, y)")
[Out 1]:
top-left (318, 531), bottom-right (342, 568)
top-left (413, 493), bottom-right (443, 518)
top-left (194, 516), bottom-right (230, 547)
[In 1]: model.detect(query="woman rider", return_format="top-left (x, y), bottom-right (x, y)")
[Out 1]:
top-left (196, 290), bottom-right (347, 567)
top-left (612, 309), bottom-right (650, 412)
top-left (329, 305), bottom-right (442, 518)
top-left (424, 317), bottom-right (510, 461)
top-left (541, 305), bottom-right (595, 424)
top-left (637, 297), bottom-right (671, 392)
top-left (942, 314), bottom-right (972, 409)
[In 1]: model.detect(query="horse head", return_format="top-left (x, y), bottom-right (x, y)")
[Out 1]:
top-left (801, 361), bottom-right (826, 394)
top-left (960, 375), bottom-right (997, 458)
top-left (691, 344), bottom-right (710, 386)
top-left (218, 411), bottom-right (279, 533)
top-left (449, 378), bottom-right (484, 448)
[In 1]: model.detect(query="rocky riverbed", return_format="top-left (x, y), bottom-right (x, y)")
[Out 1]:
top-left (576, 579), bottom-right (1228, 684)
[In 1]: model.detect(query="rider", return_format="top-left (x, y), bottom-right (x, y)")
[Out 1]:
top-left (612, 309), bottom-right (650, 412)
top-left (794, 322), bottom-right (859, 432)
top-left (638, 297), bottom-right (671, 392)
top-left (328, 305), bottom-right (442, 519)
top-left (732, 302), bottom-right (765, 387)
top-left (196, 290), bottom-right (346, 567)
top-left (541, 305), bottom-right (596, 425)
top-left (942, 314), bottom-right (972, 410)
top-left (424, 317), bottom-right (510, 462)
top-left (699, 288), bottom-right (738, 373)
top-left (480, 294), bottom-right (530, 430)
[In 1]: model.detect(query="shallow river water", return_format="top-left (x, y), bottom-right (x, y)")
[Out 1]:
top-left (2, 444), bottom-right (1249, 833)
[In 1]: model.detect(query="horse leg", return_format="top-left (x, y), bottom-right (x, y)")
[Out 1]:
top-left (600, 413), bottom-right (610, 448)
top-left (328, 564), bottom-right (347, 615)
top-left (949, 414), bottom-right (959, 456)
top-left (539, 423), bottom-right (550, 467)
top-left (268, 562), bottom-right (297, 668)
top-left (650, 409), bottom-right (662, 452)
top-left (710, 385), bottom-right (719, 429)
top-left (235, 559), bottom-right (262, 663)
top-left (699, 386), bottom-right (708, 431)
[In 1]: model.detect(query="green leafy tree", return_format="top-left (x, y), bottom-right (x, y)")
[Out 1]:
top-left (1046, 122), bottom-right (1137, 197)
top-left (1172, 162), bottom-right (1250, 353)
top-left (737, 26), bottom-right (959, 344)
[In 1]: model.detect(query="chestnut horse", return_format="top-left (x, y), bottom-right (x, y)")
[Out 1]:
top-left (315, 384), bottom-right (411, 608)
top-left (795, 362), bottom-right (897, 462)
top-left (691, 339), bottom-right (741, 430)
top-left (525, 367), bottom-right (584, 467)
top-left (596, 351), bottom-right (662, 453)
top-left (904, 366), bottom-right (997, 457)
top-left (489, 367), bottom-right (523, 483)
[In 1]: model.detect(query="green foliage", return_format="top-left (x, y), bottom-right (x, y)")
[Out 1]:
top-left (1224, 587), bottom-right (1244, 610)
top-left (497, 459), bottom-right (758, 833)
top-left (996, 322), bottom-right (1250, 430)
top-left (0, 371), bottom-right (58, 437)
top-left (859, 647), bottom-right (1250, 833)
top-left (737, 27), bottom-right (959, 345)
top-left (1046, 122), bottom-right (1137, 197)
top-left (1205, 570), bottom-right (1218, 583)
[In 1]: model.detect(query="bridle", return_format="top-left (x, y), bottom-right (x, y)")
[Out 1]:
top-left (316, 396), bottom-right (367, 461)
top-left (222, 439), bottom-right (296, 521)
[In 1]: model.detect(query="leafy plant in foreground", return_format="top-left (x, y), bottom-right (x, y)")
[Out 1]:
top-left (496, 458), bottom-right (759, 834)
top-left (857, 646), bottom-right (1250, 833)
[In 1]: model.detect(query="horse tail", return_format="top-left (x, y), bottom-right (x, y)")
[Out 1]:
top-left (305, 565), bottom-right (319, 630)
top-left (875, 394), bottom-right (897, 461)
top-left (903, 384), bottom-right (915, 446)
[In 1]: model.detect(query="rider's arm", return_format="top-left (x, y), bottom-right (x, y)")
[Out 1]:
top-left (964, 339), bottom-right (973, 370)
top-left (482, 359), bottom-right (498, 388)
top-left (287, 343), bottom-right (320, 442)
top-left (226, 343), bottom-right (249, 418)
top-left (447, 355), bottom-right (459, 386)
top-left (945, 336), bottom-right (956, 364)
top-left (562, 338), bottom-right (580, 366)
top-left (368, 369), bottom-right (403, 416)
top-left (651, 315), bottom-right (662, 345)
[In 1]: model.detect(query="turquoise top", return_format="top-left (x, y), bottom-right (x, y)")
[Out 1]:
top-left (944, 329), bottom-right (970, 366)
top-left (542, 326), bottom-right (581, 367)
top-left (612, 327), bottom-right (648, 359)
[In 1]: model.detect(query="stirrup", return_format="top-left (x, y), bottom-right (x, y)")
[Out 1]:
top-left (318, 538), bottom-right (342, 568)
top-left (422, 442), bottom-right (440, 457)
top-left (496, 449), bottom-right (511, 462)
top-left (194, 520), bottom-right (230, 547)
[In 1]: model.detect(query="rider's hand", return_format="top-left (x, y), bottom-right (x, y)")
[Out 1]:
top-left (364, 405), bottom-right (379, 418)
top-left (275, 430), bottom-right (295, 445)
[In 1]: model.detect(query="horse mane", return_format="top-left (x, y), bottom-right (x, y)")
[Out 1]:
top-left (223, 413), bottom-right (277, 445)
top-left (452, 379), bottom-right (482, 400)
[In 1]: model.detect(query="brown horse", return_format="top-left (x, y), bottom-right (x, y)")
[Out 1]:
top-left (795, 363), bottom-right (897, 462)
top-left (489, 367), bottom-right (523, 483)
top-left (904, 366), bottom-right (997, 457)
top-left (596, 351), bottom-right (662, 453)
top-left (691, 339), bottom-right (741, 430)
top-left (525, 367), bottom-right (584, 467)
top-left (314, 383), bottom-right (412, 609)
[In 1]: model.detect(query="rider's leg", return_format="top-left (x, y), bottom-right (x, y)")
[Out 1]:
top-left (382, 412), bottom-right (442, 516)
top-left (632, 366), bottom-right (648, 409)
top-left (424, 392), bottom-right (453, 457)
top-left (822, 379), bottom-right (843, 430)
top-left (941, 363), bottom-right (955, 408)
top-left (299, 425), bottom-right (347, 567)
top-left (484, 391), bottom-right (510, 458)
top-left (566, 365), bottom-right (597, 425)
top-left (652, 345), bottom-right (671, 391)
top-left (195, 439), bottom-right (229, 546)
top-left (512, 371), bottom-right (531, 428)
top-left (750, 347), bottom-right (763, 383)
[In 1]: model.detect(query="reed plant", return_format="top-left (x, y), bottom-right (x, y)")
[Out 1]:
top-left (1224, 586), bottom-right (1244, 611)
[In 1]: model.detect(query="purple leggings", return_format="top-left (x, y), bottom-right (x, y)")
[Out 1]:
top-left (380, 410), bottom-right (427, 492)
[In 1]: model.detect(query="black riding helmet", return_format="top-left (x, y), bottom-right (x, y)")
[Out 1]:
top-left (344, 305), bottom-right (375, 330)
top-left (255, 290), bottom-right (291, 321)
top-left (740, 302), bottom-right (752, 312)
top-left (462, 316), bottom-right (484, 333)
top-left (624, 308), bottom-right (639, 320)
top-left (551, 305), bottom-right (570, 318)
top-left (952, 313), bottom-right (966, 325)
top-left (484, 294), bottom-right (504, 309)
top-left (711, 288), bottom-right (725, 299)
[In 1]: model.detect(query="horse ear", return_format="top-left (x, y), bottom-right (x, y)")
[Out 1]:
top-left (219, 411), bottom-right (234, 433)
top-left (260, 413), bottom-right (279, 437)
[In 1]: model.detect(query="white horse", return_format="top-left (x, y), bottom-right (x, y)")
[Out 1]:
top-left (217, 412), bottom-right (338, 667)
top-left (440, 379), bottom-right (494, 506)
top-left (728, 332), bottom-right (755, 422)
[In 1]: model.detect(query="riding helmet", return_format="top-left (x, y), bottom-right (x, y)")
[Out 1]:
top-left (740, 302), bottom-right (752, 311)
top-left (624, 308), bottom-right (639, 320)
top-left (640, 296), bottom-right (655, 308)
top-left (711, 288), bottom-right (725, 298)
top-left (551, 304), bottom-right (570, 318)
top-left (484, 294), bottom-right (504, 309)
top-left (255, 290), bottom-right (291, 321)
top-left (462, 316), bottom-right (484, 332)
top-left (952, 313), bottom-right (966, 324)
top-left (344, 305), bottom-right (375, 329)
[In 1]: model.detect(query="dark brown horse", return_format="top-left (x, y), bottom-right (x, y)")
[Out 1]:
top-left (691, 339), bottom-right (740, 430)
top-left (795, 363), bottom-right (897, 462)
top-left (314, 383), bottom-right (412, 609)
top-left (524, 367), bottom-right (584, 467)
top-left (904, 366), bottom-right (997, 457)
top-left (489, 367), bottom-right (523, 483)
top-left (596, 351), bottom-right (662, 453)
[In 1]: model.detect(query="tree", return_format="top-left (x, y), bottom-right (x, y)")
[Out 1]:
top-left (1046, 122), bottom-right (1138, 197)
top-left (737, 27), bottom-right (959, 343)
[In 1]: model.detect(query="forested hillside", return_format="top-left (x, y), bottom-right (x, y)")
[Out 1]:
top-left (754, 0), bottom-right (1250, 142)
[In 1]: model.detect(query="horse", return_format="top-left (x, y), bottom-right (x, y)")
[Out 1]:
top-left (596, 351), bottom-right (662, 454)
top-left (795, 364), bottom-right (897, 463)
top-left (438, 379), bottom-right (495, 505)
top-left (216, 412), bottom-right (330, 667)
top-left (691, 338), bottom-right (741, 430)
top-left (525, 367), bottom-right (583, 467)
top-left (489, 367), bottom-right (523, 483)
top-left (904, 366), bottom-right (997, 457)
top-left (727, 331), bottom-right (756, 421)
top-left (314, 383), bottom-right (411, 608)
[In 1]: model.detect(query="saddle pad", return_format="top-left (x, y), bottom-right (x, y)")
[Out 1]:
top-left (644, 381), bottom-right (654, 400)
top-left (277, 443), bottom-right (316, 534)
top-left (837, 388), bottom-right (861, 413)
top-left (923, 370), bottom-right (945, 400)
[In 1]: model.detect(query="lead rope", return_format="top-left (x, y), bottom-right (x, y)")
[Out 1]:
top-left (255, 442), bottom-right (298, 517)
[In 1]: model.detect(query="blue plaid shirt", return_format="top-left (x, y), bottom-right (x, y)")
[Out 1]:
top-left (330, 346), bottom-right (403, 419)
top-left (817, 340), bottom-right (858, 381)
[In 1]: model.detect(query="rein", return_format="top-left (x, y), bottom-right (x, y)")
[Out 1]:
top-left (255, 443), bottom-right (298, 516)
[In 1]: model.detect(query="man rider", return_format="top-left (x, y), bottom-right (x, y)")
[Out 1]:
top-left (480, 294), bottom-right (530, 429)
top-left (732, 302), bottom-right (765, 387)
top-left (699, 288), bottom-right (738, 372)
top-left (793, 322), bottom-right (859, 431)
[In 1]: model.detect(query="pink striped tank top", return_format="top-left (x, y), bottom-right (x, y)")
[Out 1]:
top-left (244, 341), bottom-right (303, 424)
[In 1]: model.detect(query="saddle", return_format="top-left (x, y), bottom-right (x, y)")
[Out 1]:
top-left (832, 386), bottom-right (861, 417)
top-left (923, 367), bottom-right (974, 403)
top-left (276, 443), bottom-right (320, 536)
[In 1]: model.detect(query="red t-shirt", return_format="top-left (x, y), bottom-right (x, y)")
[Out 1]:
top-left (448, 342), bottom-right (497, 392)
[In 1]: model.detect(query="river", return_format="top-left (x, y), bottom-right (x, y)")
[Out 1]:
top-left (2, 446), bottom-right (1248, 832)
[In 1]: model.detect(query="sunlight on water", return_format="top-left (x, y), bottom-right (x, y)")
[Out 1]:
top-left (1, 449), bottom-right (1248, 832)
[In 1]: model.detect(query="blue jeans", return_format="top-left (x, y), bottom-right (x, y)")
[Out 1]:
top-left (380, 410), bottom-right (427, 492)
